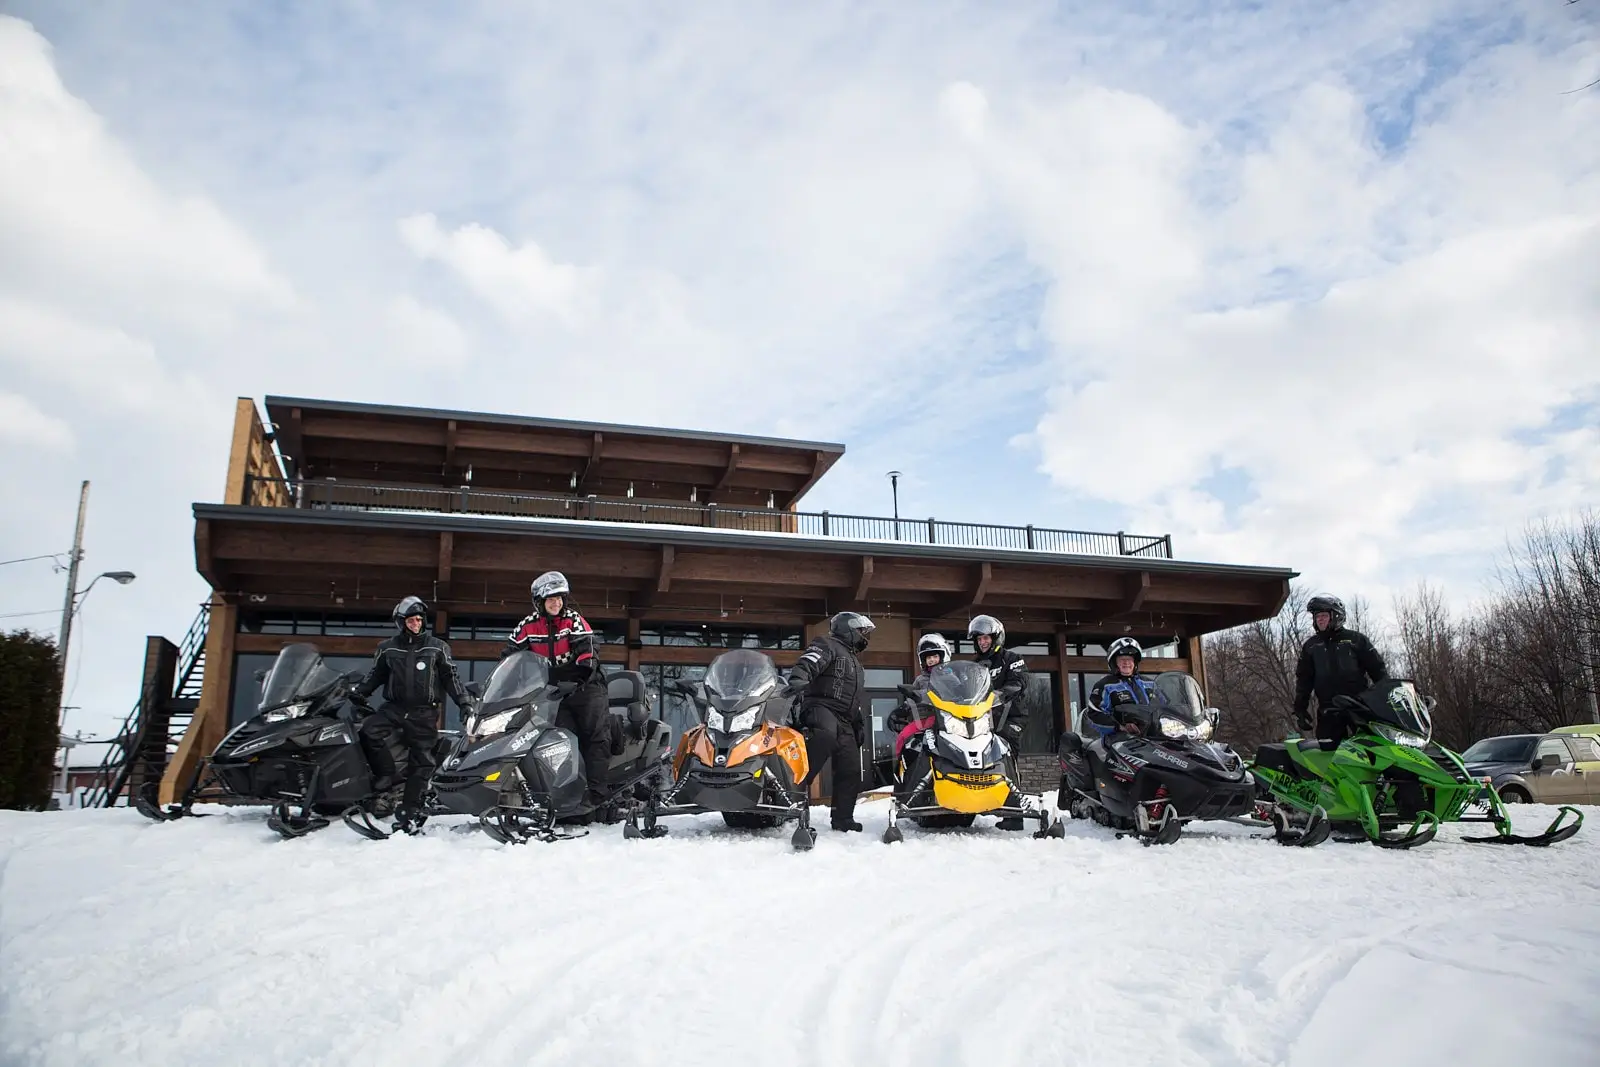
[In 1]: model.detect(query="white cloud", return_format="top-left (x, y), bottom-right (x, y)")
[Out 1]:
top-left (0, 391), bottom-right (72, 451)
top-left (398, 213), bottom-right (600, 329)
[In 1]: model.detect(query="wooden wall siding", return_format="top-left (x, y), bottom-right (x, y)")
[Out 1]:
top-left (196, 513), bottom-right (1289, 640)
top-left (269, 399), bottom-right (842, 509)
top-left (225, 398), bottom-right (289, 508)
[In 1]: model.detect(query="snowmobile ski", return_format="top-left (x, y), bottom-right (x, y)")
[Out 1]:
top-left (341, 804), bottom-right (393, 841)
top-left (1463, 804), bottom-right (1583, 847)
top-left (265, 801), bottom-right (330, 839)
top-left (1369, 810), bottom-right (1440, 850)
top-left (133, 782), bottom-right (208, 822)
top-left (1269, 804), bottom-right (1331, 847)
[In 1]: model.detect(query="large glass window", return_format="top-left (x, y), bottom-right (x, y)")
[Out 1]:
top-left (1010, 672), bottom-right (1060, 755)
top-left (639, 664), bottom-right (708, 744)
top-left (638, 625), bottom-right (801, 649)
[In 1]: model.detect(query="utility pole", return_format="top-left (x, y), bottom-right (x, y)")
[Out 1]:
top-left (55, 481), bottom-right (89, 730)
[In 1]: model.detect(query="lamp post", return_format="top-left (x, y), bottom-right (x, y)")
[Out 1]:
top-left (887, 471), bottom-right (902, 541)
top-left (53, 482), bottom-right (137, 730)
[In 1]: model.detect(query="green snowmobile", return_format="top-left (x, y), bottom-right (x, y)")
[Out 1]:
top-left (1251, 679), bottom-right (1582, 850)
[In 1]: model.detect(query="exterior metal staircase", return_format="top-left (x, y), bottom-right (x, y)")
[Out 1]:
top-left (80, 605), bottom-right (209, 808)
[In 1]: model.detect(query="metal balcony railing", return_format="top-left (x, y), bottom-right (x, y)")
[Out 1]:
top-left (242, 475), bottom-right (1173, 559)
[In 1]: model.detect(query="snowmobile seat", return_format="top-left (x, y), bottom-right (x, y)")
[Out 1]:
top-left (1254, 743), bottom-right (1298, 776)
top-left (607, 671), bottom-right (653, 735)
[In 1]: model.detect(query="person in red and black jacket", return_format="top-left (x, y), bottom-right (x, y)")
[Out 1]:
top-left (506, 570), bottom-right (611, 814)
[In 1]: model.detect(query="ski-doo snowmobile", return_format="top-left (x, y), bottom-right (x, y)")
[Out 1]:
top-left (345, 650), bottom-right (672, 843)
top-left (1058, 671), bottom-right (1263, 846)
top-left (883, 660), bottom-right (1061, 843)
top-left (624, 649), bottom-right (816, 851)
top-left (1251, 679), bottom-right (1582, 849)
top-left (136, 642), bottom-right (427, 839)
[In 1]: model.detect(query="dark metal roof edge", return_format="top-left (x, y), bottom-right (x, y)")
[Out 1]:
top-left (263, 395), bottom-right (847, 457)
top-left (194, 504), bottom-right (1299, 581)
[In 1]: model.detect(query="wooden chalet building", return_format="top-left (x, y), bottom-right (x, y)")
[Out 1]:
top-left (138, 395), bottom-right (1295, 805)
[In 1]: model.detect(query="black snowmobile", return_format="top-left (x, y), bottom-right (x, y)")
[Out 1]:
top-left (344, 650), bottom-right (671, 843)
top-left (136, 643), bottom-right (437, 839)
top-left (1058, 671), bottom-right (1275, 846)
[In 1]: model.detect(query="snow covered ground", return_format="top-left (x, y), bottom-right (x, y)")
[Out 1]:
top-left (2, 801), bottom-right (1597, 1067)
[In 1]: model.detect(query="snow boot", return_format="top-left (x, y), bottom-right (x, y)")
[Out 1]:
top-left (392, 807), bottom-right (427, 836)
top-left (996, 817), bottom-right (1024, 831)
top-left (831, 819), bottom-right (864, 832)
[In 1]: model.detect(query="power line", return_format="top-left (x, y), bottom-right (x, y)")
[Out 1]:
top-left (0, 608), bottom-right (62, 621)
top-left (0, 553), bottom-right (66, 569)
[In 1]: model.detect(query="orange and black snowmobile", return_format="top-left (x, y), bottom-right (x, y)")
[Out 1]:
top-left (624, 649), bottom-right (817, 850)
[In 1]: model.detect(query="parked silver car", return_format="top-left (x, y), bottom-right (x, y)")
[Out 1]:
top-left (1462, 732), bottom-right (1600, 805)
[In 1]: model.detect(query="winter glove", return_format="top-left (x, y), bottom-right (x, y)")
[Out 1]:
top-left (1294, 711), bottom-right (1313, 734)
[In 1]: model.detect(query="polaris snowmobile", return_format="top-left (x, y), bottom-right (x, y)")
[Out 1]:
top-left (1251, 679), bottom-right (1583, 849)
top-left (345, 650), bottom-right (672, 843)
top-left (1058, 671), bottom-right (1269, 846)
top-left (624, 649), bottom-right (817, 851)
top-left (135, 642), bottom-right (429, 839)
top-left (883, 660), bottom-right (1062, 843)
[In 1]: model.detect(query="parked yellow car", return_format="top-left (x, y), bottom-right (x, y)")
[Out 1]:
top-left (1462, 732), bottom-right (1600, 805)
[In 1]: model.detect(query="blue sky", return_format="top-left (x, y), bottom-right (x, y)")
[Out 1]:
top-left (1, 0), bottom-right (1597, 740)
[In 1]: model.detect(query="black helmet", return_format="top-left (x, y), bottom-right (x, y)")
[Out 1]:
top-left (1106, 636), bottom-right (1142, 671)
top-left (1306, 595), bottom-right (1346, 630)
top-left (967, 614), bottom-right (1005, 652)
top-left (829, 611), bottom-right (875, 652)
top-left (392, 596), bottom-right (429, 632)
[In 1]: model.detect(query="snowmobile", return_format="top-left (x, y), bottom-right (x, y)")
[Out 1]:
top-left (135, 642), bottom-right (429, 839)
top-left (345, 650), bottom-right (672, 843)
top-left (1251, 679), bottom-right (1583, 849)
top-left (883, 660), bottom-right (1062, 843)
top-left (623, 649), bottom-right (816, 851)
top-left (1058, 671), bottom-right (1270, 846)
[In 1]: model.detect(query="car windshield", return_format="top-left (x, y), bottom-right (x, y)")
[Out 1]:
top-left (928, 661), bottom-right (992, 706)
top-left (259, 643), bottom-right (342, 712)
top-left (1462, 736), bottom-right (1537, 764)
top-left (705, 650), bottom-right (779, 704)
top-left (480, 651), bottom-right (553, 715)
top-left (1152, 671), bottom-right (1206, 723)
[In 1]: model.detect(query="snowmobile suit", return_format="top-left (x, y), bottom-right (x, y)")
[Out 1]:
top-left (975, 647), bottom-right (1030, 744)
top-left (1293, 628), bottom-right (1388, 743)
top-left (507, 607), bottom-right (611, 806)
top-left (787, 633), bottom-right (866, 828)
top-left (1087, 672), bottom-right (1159, 733)
top-left (355, 630), bottom-right (470, 810)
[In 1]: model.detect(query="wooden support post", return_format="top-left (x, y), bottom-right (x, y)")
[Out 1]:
top-left (626, 616), bottom-right (642, 673)
top-left (1186, 634), bottom-right (1208, 697)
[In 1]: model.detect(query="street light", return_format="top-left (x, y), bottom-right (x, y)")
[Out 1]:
top-left (886, 471), bottom-right (902, 541)
top-left (55, 569), bottom-right (136, 732)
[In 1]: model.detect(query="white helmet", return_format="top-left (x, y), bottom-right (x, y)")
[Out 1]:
top-left (917, 633), bottom-right (953, 669)
top-left (1106, 637), bottom-right (1143, 670)
top-left (531, 570), bottom-right (571, 603)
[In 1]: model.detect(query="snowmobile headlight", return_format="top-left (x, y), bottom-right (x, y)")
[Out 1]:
top-left (1158, 715), bottom-right (1190, 740)
top-left (473, 711), bottom-right (516, 739)
top-left (938, 710), bottom-right (967, 737)
top-left (703, 710), bottom-right (723, 733)
top-left (1193, 717), bottom-right (1214, 741)
top-left (726, 708), bottom-right (759, 734)
top-left (534, 733), bottom-right (575, 773)
top-left (1373, 722), bottom-right (1428, 748)
top-left (262, 701), bottom-right (311, 723)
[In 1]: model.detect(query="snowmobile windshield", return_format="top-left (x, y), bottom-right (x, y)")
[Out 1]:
top-left (1151, 672), bottom-right (1207, 724)
top-left (704, 650), bottom-right (780, 712)
top-left (927, 661), bottom-right (993, 708)
top-left (1462, 735), bottom-right (1538, 764)
top-left (1359, 680), bottom-right (1433, 744)
top-left (258, 643), bottom-right (342, 712)
top-left (480, 651), bottom-right (554, 716)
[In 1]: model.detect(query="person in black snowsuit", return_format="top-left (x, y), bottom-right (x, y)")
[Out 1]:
top-left (967, 615), bottom-right (1031, 830)
top-left (784, 611), bottom-right (875, 832)
top-left (967, 615), bottom-right (1030, 747)
top-left (506, 570), bottom-right (612, 819)
top-left (1294, 595), bottom-right (1389, 744)
top-left (355, 596), bottom-right (471, 834)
